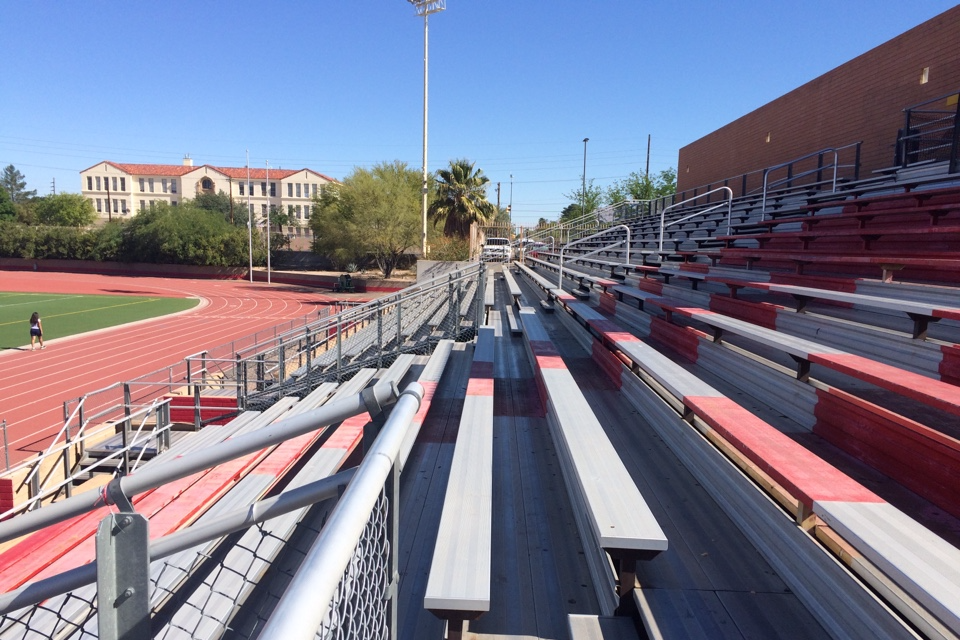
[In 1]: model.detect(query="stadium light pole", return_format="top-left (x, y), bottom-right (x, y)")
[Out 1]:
top-left (246, 150), bottom-right (253, 283)
top-left (582, 137), bottom-right (589, 217)
top-left (407, 0), bottom-right (445, 257)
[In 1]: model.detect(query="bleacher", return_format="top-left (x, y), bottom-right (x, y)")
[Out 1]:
top-left (2, 161), bottom-right (960, 640)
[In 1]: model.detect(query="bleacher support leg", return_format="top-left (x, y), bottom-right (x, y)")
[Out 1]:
top-left (445, 618), bottom-right (466, 640)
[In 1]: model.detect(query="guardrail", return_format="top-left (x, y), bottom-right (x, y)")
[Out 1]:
top-left (658, 187), bottom-right (733, 254)
top-left (559, 225), bottom-right (631, 289)
top-left (760, 142), bottom-right (861, 214)
top-left (899, 89), bottom-right (960, 174)
top-left (259, 381), bottom-right (424, 640)
top-left (0, 382), bottom-right (405, 640)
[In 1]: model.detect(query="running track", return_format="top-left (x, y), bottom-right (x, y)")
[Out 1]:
top-left (0, 271), bottom-right (340, 466)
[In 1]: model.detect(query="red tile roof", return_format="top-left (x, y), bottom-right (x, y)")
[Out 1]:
top-left (83, 161), bottom-right (337, 183)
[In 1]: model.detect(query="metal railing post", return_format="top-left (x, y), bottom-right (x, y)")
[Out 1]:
top-left (193, 382), bottom-right (201, 431)
top-left (2, 421), bottom-right (8, 471)
top-left (123, 383), bottom-right (133, 474)
top-left (396, 298), bottom-right (403, 354)
top-left (377, 301), bottom-right (384, 368)
top-left (951, 96), bottom-right (960, 174)
top-left (62, 424), bottom-right (72, 499)
top-left (336, 318), bottom-right (342, 381)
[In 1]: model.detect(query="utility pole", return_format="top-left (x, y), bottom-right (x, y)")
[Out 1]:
top-left (646, 134), bottom-right (651, 179)
top-left (50, 178), bottom-right (56, 195)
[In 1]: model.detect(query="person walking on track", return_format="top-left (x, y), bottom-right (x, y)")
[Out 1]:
top-left (29, 311), bottom-right (44, 351)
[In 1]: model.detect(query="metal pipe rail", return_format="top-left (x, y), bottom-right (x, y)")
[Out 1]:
top-left (658, 187), bottom-right (733, 255)
top-left (0, 467), bottom-right (357, 615)
top-left (760, 142), bottom-right (861, 215)
top-left (260, 381), bottom-right (425, 640)
top-left (235, 263), bottom-right (482, 360)
top-left (3, 399), bottom-right (174, 519)
top-left (0, 381), bottom-right (399, 544)
top-left (559, 225), bottom-right (631, 290)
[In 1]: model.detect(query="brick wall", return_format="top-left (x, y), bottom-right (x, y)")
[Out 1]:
top-left (677, 6), bottom-right (960, 195)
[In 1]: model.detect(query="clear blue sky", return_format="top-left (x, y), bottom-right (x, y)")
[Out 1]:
top-left (1, 1), bottom-right (955, 226)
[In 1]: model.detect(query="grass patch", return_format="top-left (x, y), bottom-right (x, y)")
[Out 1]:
top-left (0, 292), bottom-right (199, 349)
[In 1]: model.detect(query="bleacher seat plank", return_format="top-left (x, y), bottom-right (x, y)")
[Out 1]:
top-left (425, 327), bottom-right (495, 625)
top-left (815, 501), bottom-right (960, 634)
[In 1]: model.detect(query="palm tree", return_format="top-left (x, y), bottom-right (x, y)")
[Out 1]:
top-left (428, 159), bottom-right (497, 238)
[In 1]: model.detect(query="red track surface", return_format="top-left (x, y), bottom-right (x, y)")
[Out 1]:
top-left (0, 271), bottom-right (337, 466)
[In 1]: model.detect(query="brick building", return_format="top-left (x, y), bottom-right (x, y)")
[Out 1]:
top-left (677, 6), bottom-right (960, 196)
top-left (80, 157), bottom-right (337, 249)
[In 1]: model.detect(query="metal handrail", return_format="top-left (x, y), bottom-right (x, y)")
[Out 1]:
top-left (259, 381), bottom-right (424, 640)
top-left (559, 225), bottom-right (631, 289)
top-left (658, 187), bottom-right (732, 255)
top-left (759, 142), bottom-right (861, 214)
top-left (0, 467), bottom-right (356, 615)
top-left (3, 398), bottom-right (173, 519)
top-left (761, 148), bottom-right (836, 214)
top-left (0, 381), bottom-right (400, 543)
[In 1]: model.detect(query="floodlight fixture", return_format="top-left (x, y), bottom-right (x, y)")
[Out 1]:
top-left (408, 0), bottom-right (446, 17)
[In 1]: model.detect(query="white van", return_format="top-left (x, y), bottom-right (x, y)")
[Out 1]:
top-left (480, 237), bottom-right (512, 262)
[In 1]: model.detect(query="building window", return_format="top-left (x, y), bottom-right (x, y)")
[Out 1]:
top-left (112, 199), bottom-right (118, 213)
top-left (121, 200), bottom-right (128, 213)
top-left (261, 204), bottom-right (267, 215)
top-left (149, 178), bottom-right (155, 193)
top-left (96, 176), bottom-right (101, 191)
top-left (287, 183), bottom-right (293, 197)
top-left (171, 179), bottom-right (177, 193)
top-left (139, 178), bottom-right (145, 192)
top-left (96, 198), bottom-right (102, 212)
top-left (140, 199), bottom-right (146, 211)
top-left (288, 205), bottom-right (294, 215)
top-left (270, 182), bottom-right (276, 196)
top-left (239, 182), bottom-right (245, 196)
top-left (172, 201), bottom-right (177, 206)
top-left (296, 205), bottom-right (302, 219)
top-left (87, 176), bottom-right (93, 190)
top-left (150, 199), bottom-right (155, 206)
top-left (112, 177), bottom-right (118, 191)
top-left (312, 184), bottom-right (318, 197)
top-left (120, 177), bottom-right (126, 191)
top-left (296, 183), bottom-right (301, 198)
top-left (261, 182), bottom-right (267, 196)
top-left (201, 178), bottom-right (213, 191)
top-left (162, 179), bottom-right (168, 193)
top-left (304, 204), bottom-right (310, 219)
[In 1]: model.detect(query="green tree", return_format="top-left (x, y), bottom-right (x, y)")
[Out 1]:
top-left (562, 178), bottom-right (604, 220)
top-left (35, 193), bottom-right (97, 227)
top-left (0, 165), bottom-right (37, 203)
top-left (428, 159), bottom-right (496, 239)
top-left (606, 168), bottom-right (677, 204)
top-left (310, 161), bottom-right (420, 278)
top-left (123, 202), bottom-right (256, 266)
top-left (190, 190), bottom-right (251, 225)
top-left (0, 186), bottom-right (15, 221)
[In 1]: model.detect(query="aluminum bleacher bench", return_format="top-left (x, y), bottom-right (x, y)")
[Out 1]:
top-left (707, 276), bottom-right (960, 340)
top-left (552, 291), bottom-right (960, 638)
top-left (610, 283), bottom-right (960, 418)
top-left (424, 326), bottom-right (495, 640)
top-left (720, 249), bottom-right (960, 283)
top-left (519, 306), bottom-right (667, 616)
top-left (500, 266), bottom-right (524, 307)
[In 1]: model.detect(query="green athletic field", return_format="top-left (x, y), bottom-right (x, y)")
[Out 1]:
top-left (0, 292), bottom-right (199, 349)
